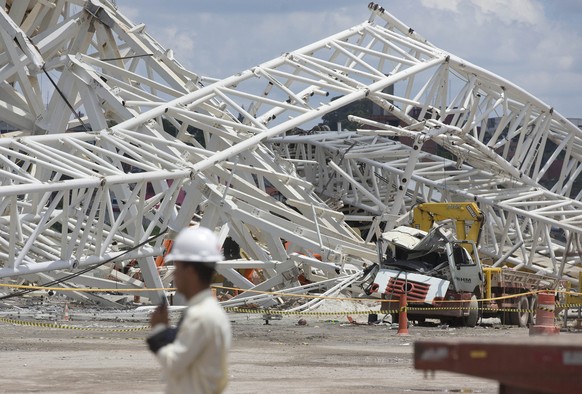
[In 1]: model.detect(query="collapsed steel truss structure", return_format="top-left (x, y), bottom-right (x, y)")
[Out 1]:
top-left (0, 1), bottom-right (580, 306)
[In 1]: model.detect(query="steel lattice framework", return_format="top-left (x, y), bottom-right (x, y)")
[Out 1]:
top-left (0, 1), bottom-right (580, 306)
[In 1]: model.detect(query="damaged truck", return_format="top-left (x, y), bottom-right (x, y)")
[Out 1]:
top-left (361, 203), bottom-right (556, 327)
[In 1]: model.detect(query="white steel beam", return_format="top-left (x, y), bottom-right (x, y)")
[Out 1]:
top-left (0, 1), bottom-right (580, 306)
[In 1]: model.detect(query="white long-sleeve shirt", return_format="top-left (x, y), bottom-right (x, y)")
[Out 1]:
top-left (150, 289), bottom-right (232, 394)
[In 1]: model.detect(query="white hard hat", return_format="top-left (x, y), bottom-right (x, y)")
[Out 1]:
top-left (165, 226), bottom-right (223, 265)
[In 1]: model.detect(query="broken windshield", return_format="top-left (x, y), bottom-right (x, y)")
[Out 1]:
top-left (407, 226), bottom-right (451, 260)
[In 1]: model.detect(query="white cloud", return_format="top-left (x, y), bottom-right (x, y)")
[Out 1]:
top-left (117, 5), bottom-right (139, 22)
top-left (384, 0), bottom-right (580, 117)
top-left (124, 5), bottom-right (366, 79)
top-left (419, 0), bottom-right (544, 26)
top-left (155, 27), bottom-right (195, 57)
top-left (420, 0), bottom-right (462, 13)
top-left (557, 55), bottom-right (574, 71)
top-left (472, 0), bottom-right (544, 25)
top-left (115, 0), bottom-right (581, 117)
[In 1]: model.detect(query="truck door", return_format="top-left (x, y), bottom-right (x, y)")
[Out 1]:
top-left (446, 241), bottom-right (482, 293)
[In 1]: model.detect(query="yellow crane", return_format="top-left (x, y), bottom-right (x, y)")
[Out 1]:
top-left (410, 202), bottom-right (483, 256)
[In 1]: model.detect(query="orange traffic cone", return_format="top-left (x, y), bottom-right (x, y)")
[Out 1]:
top-left (529, 292), bottom-right (559, 335)
top-left (62, 302), bottom-right (70, 321)
top-left (397, 293), bottom-right (409, 336)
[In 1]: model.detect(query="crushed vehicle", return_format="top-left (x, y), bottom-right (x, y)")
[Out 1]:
top-left (361, 203), bottom-right (556, 327)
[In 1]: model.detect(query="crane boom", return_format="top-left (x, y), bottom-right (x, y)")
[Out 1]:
top-left (411, 202), bottom-right (484, 256)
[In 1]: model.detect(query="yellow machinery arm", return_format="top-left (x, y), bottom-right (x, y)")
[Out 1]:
top-left (411, 202), bottom-right (484, 254)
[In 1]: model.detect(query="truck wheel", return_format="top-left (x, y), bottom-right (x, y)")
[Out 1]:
top-left (391, 312), bottom-right (399, 325)
top-left (508, 296), bottom-right (529, 327)
top-left (463, 294), bottom-right (479, 328)
top-left (528, 297), bottom-right (536, 325)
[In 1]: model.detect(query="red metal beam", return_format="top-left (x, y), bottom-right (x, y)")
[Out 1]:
top-left (414, 337), bottom-right (582, 394)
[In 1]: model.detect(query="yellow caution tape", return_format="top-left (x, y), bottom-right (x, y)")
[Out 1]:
top-left (0, 283), bottom-right (174, 292)
top-left (557, 303), bottom-right (582, 308)
top-left (2, 283), bottom-right (581, 307)
top-left (223, 306), bottom-right (559, 316)
top-left (0, 317), bottom-right (148, 332)
top-left (224, 307), bottom-right (404, 316)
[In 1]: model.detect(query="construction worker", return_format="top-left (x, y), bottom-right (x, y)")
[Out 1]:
top-left (147, 226), bottom-right (232, 394)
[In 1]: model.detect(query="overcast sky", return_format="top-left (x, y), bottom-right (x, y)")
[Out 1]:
top-left (117, 0), bottom-right (582, 119)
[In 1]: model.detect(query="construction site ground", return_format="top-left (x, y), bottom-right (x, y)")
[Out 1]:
top-left (2, 304), bottom-right (582, 394)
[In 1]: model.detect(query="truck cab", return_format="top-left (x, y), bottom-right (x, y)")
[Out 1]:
top-left (362, 224), bottom-right (483, 326)
top-left (447, 241), bottom-right (483, 293)
top-left (369, 226), bottom-right (483, 300)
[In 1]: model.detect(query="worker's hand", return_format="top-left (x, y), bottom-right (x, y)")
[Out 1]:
top-left (150, 301), bottom-right (169, 327)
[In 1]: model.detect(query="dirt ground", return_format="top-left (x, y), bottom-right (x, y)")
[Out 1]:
top-left (3, 308), bottom-right (580, 394)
